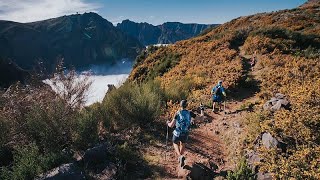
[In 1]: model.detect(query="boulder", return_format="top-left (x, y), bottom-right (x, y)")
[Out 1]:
top-left (261, 132), bottom-right (278, 149)
top-left (270, 101), bottom-right (282, 112)
top-left (278, 99), bottom-right (289, 106)
top-left (107, 84), bottom-right (116, 93)
top-left (263, 93), bottom-right (290, 112)
top-left (269, 97), bottom-right (278, 105)
top-left (37, 163), bottom-right (85, 180)
top-left (275, 93), bottom-right (285, 99)
top-left (263, 101), bottom-right (273, 111)
top-left (92, 163), bottom-right (117, 180)
top-left (81, 143), bottom-right (111, 166)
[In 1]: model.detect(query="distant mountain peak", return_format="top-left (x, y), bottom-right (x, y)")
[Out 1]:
top-left (117, 20), bottom-right (219, 45)
top-left (0, 13), bottom-right (143, 72)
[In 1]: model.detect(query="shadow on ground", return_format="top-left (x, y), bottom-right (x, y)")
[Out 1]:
top-left (228, 56), bottom-right (261, 101)
top-left (184, 162), bottom-right (231, 180)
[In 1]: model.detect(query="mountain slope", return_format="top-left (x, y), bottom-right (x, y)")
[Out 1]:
top-left (0, 13), bottom-right (143, 71)
top-left (0, 59), bottom-right (29, 88)
top-left (117, 20), bottom-right (218, 45)
top-left (130, 1), bottom-right (320, 178)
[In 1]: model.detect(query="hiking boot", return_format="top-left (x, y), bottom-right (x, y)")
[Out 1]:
top-left (179, 156), bottom-right (185, 167)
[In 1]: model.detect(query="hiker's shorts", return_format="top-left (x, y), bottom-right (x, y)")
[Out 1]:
top-left (172, 133), bottom-right (188, 144)
top-left (212, 95), bottom-right (222, 103)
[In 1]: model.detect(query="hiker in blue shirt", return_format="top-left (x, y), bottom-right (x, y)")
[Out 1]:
top-left (167, 100), bottom-right (196, 167)
top-left (211, 80), bottom-right (226, 112)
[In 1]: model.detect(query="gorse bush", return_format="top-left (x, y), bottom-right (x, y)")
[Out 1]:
top-left (103, 80), bottom-right (164, 130)
top-left (164, 76), bottom-right (197, 103)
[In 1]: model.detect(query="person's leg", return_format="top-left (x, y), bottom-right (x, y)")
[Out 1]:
top-left (179, 142), bottom-right (185, 155)
top-left (173, 135), bottom-right (181, 156)
top-left (179, 135), bottom-right (187, 167)
top-left (212, 101), bottom-right (216, 111)
top-left (173, 142), bottom-right (181, 156)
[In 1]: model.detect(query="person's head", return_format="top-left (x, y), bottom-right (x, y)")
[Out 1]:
top-left (180, 100), bottom-right (188, 109)
top-left (218, 80), bottom-right (223, 85)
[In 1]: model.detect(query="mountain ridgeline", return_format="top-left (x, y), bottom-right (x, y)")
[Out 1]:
top-left (117, 20), bottom-right (218, 46)
top-left (0, 12), bottom-right (143, 72)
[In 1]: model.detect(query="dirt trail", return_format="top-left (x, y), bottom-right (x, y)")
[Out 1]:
top-left (143, 52), bottom-right (260, 179)
top-left (145, 97), bottom-right (259, 179)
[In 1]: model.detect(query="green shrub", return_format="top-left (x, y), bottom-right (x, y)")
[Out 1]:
top-left (73, 107), bottom-right (101, 150)
top-left (24, 100), bottom-right (77, 152)
top-left (103, 80), bottom-right (164, 130)
top-left (148, 52), bottom-right (181, 80)
top-left (0, 144), bottom-right (70, 180)
top-left (164, 77), bottom-right (197, 102)
top-left (227, 158), bottom-right (256, 180)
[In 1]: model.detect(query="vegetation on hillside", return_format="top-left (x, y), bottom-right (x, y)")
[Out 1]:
top-left (130, 1), bottom-right (320, 178)
top-left (1, 1), bottom-right (319, 179)
top-left (0, 66), bottom-right (167, 179)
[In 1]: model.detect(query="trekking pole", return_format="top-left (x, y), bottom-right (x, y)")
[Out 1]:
top-left (165, 122), bottom-right (169, 161)
top-left (224, 99), bottom-right (227, 115)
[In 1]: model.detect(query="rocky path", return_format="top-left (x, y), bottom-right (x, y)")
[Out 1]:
top-left (143, 52), bottom-right (261, 179)
top-left (144, 98), bottom-right (258, 179)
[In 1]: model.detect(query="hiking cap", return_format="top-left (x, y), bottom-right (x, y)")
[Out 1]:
top-left (180, 100), bottom-right (188, 108)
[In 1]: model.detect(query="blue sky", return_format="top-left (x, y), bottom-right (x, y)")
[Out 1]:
top-left (0, 0), bottom-right (307, 25)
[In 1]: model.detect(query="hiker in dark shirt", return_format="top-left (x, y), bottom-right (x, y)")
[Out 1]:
top-left (211, 80), bottom-right (226, 112)
top-left (167, 100), bottom-right (196, 167)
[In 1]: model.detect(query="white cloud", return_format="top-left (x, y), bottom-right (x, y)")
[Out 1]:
top-left (0, 0), bottom-right (101, 22)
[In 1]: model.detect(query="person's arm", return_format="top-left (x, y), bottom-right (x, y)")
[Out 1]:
top-left (167, 112), bottom-right (178, 128)
top-left (221, 87), bottom-right (227, 97)
top-left (190, 111), bottom-right (196, 125)
top-left (167, 118), bottom-right (176, 128)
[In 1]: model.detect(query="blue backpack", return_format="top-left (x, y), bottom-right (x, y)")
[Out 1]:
top-left (173, 110), bottom-right (191, 137)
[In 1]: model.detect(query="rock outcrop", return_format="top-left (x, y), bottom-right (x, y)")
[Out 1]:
top-left (37, 143), bottom-right (117, 180)
top-left (36, 163), bottom-right (85, 180)
top-left (263, 93), bottom-right (291, 112)
top-left (247, 132), bottom-right (287, 179)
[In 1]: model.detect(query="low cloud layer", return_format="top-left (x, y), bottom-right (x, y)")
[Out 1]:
top-left (0, 0), bottom-right (101, 22)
